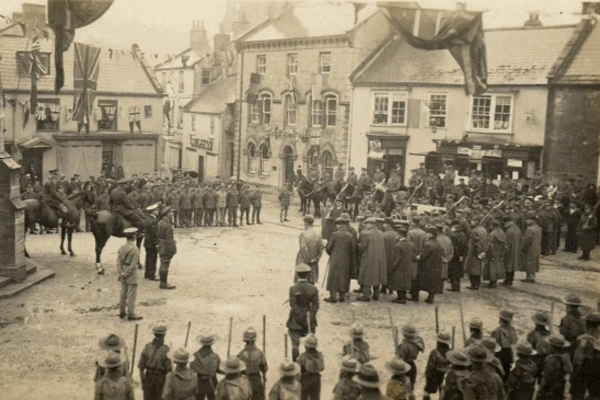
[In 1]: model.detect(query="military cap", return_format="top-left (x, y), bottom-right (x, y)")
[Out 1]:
top-left (123, 227), bottom-right (138, 236)
top-left (437, 332), bottom-right (452, 346)
top-left (153, 325), bottom-right (168, 335)
top-left (278, 359), bottom-right (301, 376)
top-left (243, 327), bottom-right (257, 341)
top-left (169, 348), bottom-right (191, 363)
top-left (221, 356), bottom-right (246, 374)
top-left (565, 294), bottom-right (582, 306)
top-left (198, 335), bottom-right (215, 346)
top-left (351, 325), bottom-right (364, 338)
top-left (146, 203), bottom-right (160, 211)
top-left (585, 312), bottom-right (600, 323)
top-left (516, 342), bottom-right (536, 356)
top-left (469, 318), bottom-right (483, 330)
top-left (295, 263), bottom-right (312, 273)
top-left (303, 215), bottom-right (315, 224)
top-left (447, 350), bottom-right (471, 366)
top-left (354, 364), bottom-right (380, 388)
top-left (98, 333), bottom-right (125, 350)
top-left (385, 357), bottom-right (411, 375)
top-left (481, 337), bottom-right (501, 353)
top-left (159, 206), bottom-right (173, 217)
top-left (402, 324), bottom-right (418, 338)
top-left (340, 356), bottom-right (358, 373)
top-left (303, 334), bottom-right (318, 348)
top-left (531, 312), bottom-right (551, 327)
top-left (335, 215), bottom-right (351, 224)
top-left (99, 351), bottom-right (123, 368)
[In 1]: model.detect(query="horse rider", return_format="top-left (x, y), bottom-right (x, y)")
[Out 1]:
top-left (347, 167), bottom-right (358, 186)
top-left (43, 169), bottom-right (68, 216)
top-left (358, 168), bottom-right (372, 193)
top-left (110, 178), bottom-right (145, 231)
top-left (372, 165), bottom-right (386, 203)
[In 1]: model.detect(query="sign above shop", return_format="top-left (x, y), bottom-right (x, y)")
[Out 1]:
top-left (506, 159), bottom-right (523, 167)
top-left (457, 146), bottom-right (502, 158)
top-left (190, 137), bottom-right (213, 151)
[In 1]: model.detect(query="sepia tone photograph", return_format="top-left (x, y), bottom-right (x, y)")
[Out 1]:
top-left (0, 0), bottom-right (599, 399)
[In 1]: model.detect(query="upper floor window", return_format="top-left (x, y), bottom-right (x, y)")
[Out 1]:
top-left (310, 97), bottom-right (324, 127)
top-left (250, 93), bottom-right (272, 124)
top-left (325, 95), bottom-right (337, 127)
top-left (285, 93), bottom-right (296, 126)
top-left (97, 100), bottom-right (118, 131)
top-left (178, 71), bottom-right (184, 93)
top-left (256, 55), bottom-right (266, 75)
top-left (320, 52), bottom-right (331, 75)
top-left (247, 142), bottom-right (258, 173)
top-left (202, 69), bottom-right (210, 85)
top-left (287, 53), bottom-right (298, 77)
top-left (372, 93), bottom-right (407, 125)
top-left (470, 94), bottom-right (513, 132)
top-left (428, 94), bottom-right (447, 128)
top-left (35, 99), bottom-right (60, 131)
top-left (191, 114), bottom-right (196, 132)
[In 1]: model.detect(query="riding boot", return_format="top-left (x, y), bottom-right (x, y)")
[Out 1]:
top-left (159, 271), bottom-right (176, 290)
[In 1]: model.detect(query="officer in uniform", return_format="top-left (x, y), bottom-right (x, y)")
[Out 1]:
top-left (143, 203), bottom-right (160, 281)
top-left (117, 227), bottom-right (142, 320)
top-left (43, 169), bottom-right (68, 215)
top-left (237, 328), bottom-right (268, 400)
top-left (347, 167), bottom-right (358, 186)
top-left (286, 263), bottom-right (319, 362)
top-left (357, 168), bottom-right (372, 193)
top-left (157, 206), bottom-right (177, 289)
top-left (191, 335), bottom-right (221, 400)
top-left (138, 325), bottom-right (173, 400)
top-left (111, 178), bottom-right (144, 230)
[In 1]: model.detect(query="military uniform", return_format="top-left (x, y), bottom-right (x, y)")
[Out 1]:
top-left (116, 234), bottom-right (140, 319)
top-left (227, 187), bottom-right (240, 227)
top-left (43, 178), bottom-right (68, 214)
top-left (138, 336), bottom-right (172, 400)
top-left (332, 378), bottom-right (361, 400)
top-left (251, 189), bottom-right (262, 225)
top-left (191, 345), bottom-right (221, 400)
top-left (286, 266), bottom-right (319, 361)
top-left (297, 336), bottom-right (324, 400)
top-left (462, 366), bottom-right (506, 400)
top-left (295, 227), bottom-right (324, 284)
top-left (163, 368), bottom-right (198, 400)
top-left (143, 211), bottom-right (159, 280)
top-left (215, 375), bottom-right (252, 400)
top-left (94, 371), bottom-right (134, 400)
top-left (537, 353), bottom-right (573, 400)
top-left (397, 331), bottom-right (424, 390)
top-left (237, 343), bottom-right (268, 400)
top-left (157, 213), bottom-right (177, 289)
top-left (111, 184), bottom-right (144, 229)
top-left (571, 325), bottom-right (600, 400)
top-left (342, 340), bottom-right (370, 365)
top-left (506, 357), bottom-right (537, 400)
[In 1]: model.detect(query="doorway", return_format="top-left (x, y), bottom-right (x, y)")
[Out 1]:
top-left (22, 148), bottom-right (44, 181)
top-left (282, 146), bottom-right (294, 184)
top-left (197, 155), bottom-right (205, 183)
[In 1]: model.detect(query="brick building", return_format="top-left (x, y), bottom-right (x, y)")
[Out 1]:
top-left (234, 2), bottom-right (394, 187)
top-left (544, 3), bottom-right (600, 185)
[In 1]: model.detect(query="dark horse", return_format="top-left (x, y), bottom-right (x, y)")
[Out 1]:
top-left (298, 178), bottom-right (323, 218)
top-left (90, 208), bottom-right (146, 274)
top-left (23, 191), bottom-right (95, 257)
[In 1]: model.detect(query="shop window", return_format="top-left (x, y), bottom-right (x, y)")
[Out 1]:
top-left (325, 95), bottom-right (337, 127)
top-left (470, 94), bottom-right (513, 132)
top-left (287, 53), bottom-right (298, 77)
top-left (256, 55), bottom-right (266, 75)
top-left (428, 94), bottom-right (447, 128)
top-left (35, 99), bottom-right (60, 131)
top-left (285, 93), bottom-right (296, 126)
top-left (372, 93), bottom-right (407, 125)
top-left (259, 143), bottom-right (269, 175)
top-left (97, 100), bottom-right (118, 130)
top-left (247, 143), bottom-right (258, 173)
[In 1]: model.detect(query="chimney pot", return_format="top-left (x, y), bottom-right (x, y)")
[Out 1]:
top-left (456, 2), bottom-right (467, 11)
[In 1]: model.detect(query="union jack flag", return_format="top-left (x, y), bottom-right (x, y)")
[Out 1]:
top-left (29, 27), bottom-right (49, 109)
top-left (72, 43), bottom-right (101, 125)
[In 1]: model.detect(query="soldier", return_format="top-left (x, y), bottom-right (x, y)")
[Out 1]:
top-left (286, 263), bottom-right (319, 362)
top-left (334, 164), bottom-right (345, 184)
top-left (138, 325), bottom-right (172, 400)
top-left (332, 357), bottom-right (361, 400)
top-left (216, 357), bottom-right (252, 400)
top-left (436, 224), bottom-right (453, 291)
top-left (94, 352), bottom-right (134, 400)
top-left (204, 187), bottom-right (216, 227)
top-left (157, 206), bottom-right (177, 290)
top-left (492, 310), bottom-right (518, 381)
top-left (250, 186), bottom-right (263, 225)
top-left (423, 332), bottom-right (451, 400)
top-left (111, 178), bottom-right (144, 230)
top-left (537, 334), bottom-right (573, 400)
top-left (268, 359), bottom-right (301, 400)
top-left (465, 318), bottom-right (484, 346)
top-left (483, 220), bottom-right (506, 288)
top-left (180, 188), bottom-right (192, 227)
top-left (388, 225), bottom-right (416, 304)
top-left (407, 217), bottom-right (428, 256)
top-left (440, 350), bottom-right (471, 400)
top-left (559, 294), bottom-right (586, 358)
top-left (397, 324), bottom-right (424, 396)
top-left (448, 220), bottom-right (468, 291)
top-left (461, 345), bottom-right (506, 400)
top-left (354, 364), bottom-right (384, 400)
top-left (43, 169), bottom-right (68, 215)
top-left (481, 338), bottom-right (505, 379)
top-left (506, 343), bottom-right (537, 400)
top-left (347, 167), bottom-right (358, 186)
top-left (192, 186), bottom-right (205, 227)
top-left (216, 184), bottom-right (227, 227)
top-left (143, 203), bottom-right (160, 281)
top-left (190, 335), bottom-right (221, 400)
top-left (503, 217), bottom-right (522, 286)
top-left (570, 312), bottom-right (600, 400)
top-left (325, 215), bottom-right (355, 302)
top-left (227, 184), bottom-right (240, 227)
top-left (357, 218), bottom-right (387, 302)
top-left (465, 215), bottom-right (487, 290)
top-left (577, 203), bottom-right (597, 261)
top-left (116, 227), bottom-right (142, 320)
top-left (526, 311), bottom-right (552, 379)
top-left (342, 326), bottom-right (371, 365)
top-left (163, 348), bottom-right (198, 400)
top-left (357, 167), bottom-right (372, 193)
top-left (411, 226), bottom-right (443, 304)
top-left (381, 218), bottom-right (400, 295)
top-left (95, 334), bottom-right (130, 381)
top-left (384, 357), bottom-right (411, 400)
top-left (520, 213), bottom-right (542, 283)
top-left (237, 328), bottom-right (268, 400)
top-left (239, 186), bottom-right (252, 226)
top-left (297, 334), bottom-right (324, 400)
top-left (279, 184), bottom-right (291, 223)
top-left (296, 215), bottom-right (324, 284)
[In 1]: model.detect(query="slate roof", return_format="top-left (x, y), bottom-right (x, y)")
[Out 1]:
top-left (184, 76), bottom-right (237, 114)
top-left (551, 17), bottom-right (600, 84)
top-left (0, 35), bottom-right (161, 95)
top-left (239, 2), bottom-right (380, 42)
top-left (353, 24), bottom-right (576, 86)
top-left (154, 48), bottom-right (207, 71)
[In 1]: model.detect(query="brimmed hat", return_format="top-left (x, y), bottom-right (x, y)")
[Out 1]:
top-left (303, 215), bottom-right (315, 224)
top-left (169, 348), bottom-right (191, 364)
top-left (198, 335), bottom-right (215, 346)
top-left (99, 351), bottom-right (123, 368)
top-left (467, 344), bottom-right (494, 363)
top-left (545, 333), bottom-right (570, 348)
top-left (351, 325), bottom-right (364, 338)
top-left (402, 324), bottom-right (417, 338)
top-left (565, 294), bottom-right (582, 306)
top-left (585, 312), bottom-right (600, 323)
top-left (153, 325), bottom-right (168, 335)
top-left (531, 312), bottom-right (551, 327)
top-left (437, 332), bottom-right (452, 346)
top-left (278, 359), bottom-right (300, 376)
top-left (98, 334), bottom-right (125, 350)
top-left (295, 263), bottom-right (312, 273)
top-left (340, 356), bottom-right (358, 373)
top-left (354, 364), bottom-right (380, 388)
top-left (481, 337), bottom-right (501, 353)
top-left (500, 310), bottom-right (514, 322)
top-left (469, 318), bottom-right (483, 330)
top-left (303, 334), bottom-right (318, 348)
top-left (335, 214), bottom-right (351, 223)
top-left (221, 356), bottom-right (246, 374)
top-left (385, 357), bottom-right (411, 375)
top-left (243, 328), bottom-right (257, 342)
top-left (447, 350), bottom-right (471, 366)
top-left (516, 342), bottom-right (537, 356)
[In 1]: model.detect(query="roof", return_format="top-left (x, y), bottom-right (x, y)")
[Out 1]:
top-left (353, 24), bottom-right (576, 86)
top-left (238, 2), bottom-right (380, 42)
top-left (154, 48), bottom-right (208, 71)
top-left (184, 76), bottom-right (237, 114)
top-left (0, 35), bottom-right (161, 95)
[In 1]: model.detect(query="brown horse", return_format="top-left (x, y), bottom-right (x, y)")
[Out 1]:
top-left (24, 191), bottom-right (95, 257)
top-left (90, 209), bottom-right (145, 274)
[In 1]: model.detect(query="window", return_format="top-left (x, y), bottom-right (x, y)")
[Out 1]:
top-left (470, 94), bottom-right (513, 132)
top-left (191, 114), bottom-right (196, 132)
top-left (144, 105), bottom-right (153, 118)
top-left (325, 95), bottom-right (337, 127)
top-left (35, 99), bottom-right (60, 131)
top-left (287, 53), bottom-right (298, 77)
top-left (250, 93), bottom-right (272, 124)
top-left (259, 144), bottom-right (269, 175)
top-left (308, 147), bottom-right (319, 167)
top-left (178, 71), bottom-right (184, 93)
top-left (168, 146), bottom-right (182, 169)
top-left (320, 52), bottom-right (331, 75)
top-left (428, 94), bottom-right (447, 128)
top-left (372, 93), bottom-right (407, 125)
top-left (251, 103), bottom-right (261, 124)
top-left (322, 150), bottom-right (335, 177)
top-left (311, 98), bottom-right (323, 127)
top-left (202, 69), bottom-right (210, 85)
top-left (97, 100), bottom-right (118, 130)
top-left (256, 55), bottom-right (266, 75)
top-left (210, 117), bottom-right (215, 135)
top-left (247, 143), bottom-right (258, 173)
top-left (285, 93), bottom-right (296, 126)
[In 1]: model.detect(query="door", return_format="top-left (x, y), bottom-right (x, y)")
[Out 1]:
top-left (283, 146), bottom-right (294, 184)
top-left (22, 148), bottom-right (44, 181)
top-left (102, 142), bottom-right (114, 175)
top-left (197, 155), bottom-right (205, 183)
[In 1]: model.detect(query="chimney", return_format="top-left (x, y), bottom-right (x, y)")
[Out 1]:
top-left (21, 3), bottom-right (46, 36)
top-left (524, 12), bottom-right (543, 27)
top-left (456, 2), bottom-right (467, 11)
top-left (232, 10), bottom-right (249, 38)
top-left (582, 2), bottom-right (600, 14)
top-left (190, 20), bottom-right (211, 56)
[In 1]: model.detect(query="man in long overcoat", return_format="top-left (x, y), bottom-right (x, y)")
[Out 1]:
top-left (502, 217), bottom-right (521, 286)
top-left (465, 216), bottom-right (488, 290)
top-left (519, 213), bottom-right (542, 283)
top-left (407, 217), bottom-right (428, 255)
top-left (564, 202), bottom-right (582, 252)
top-left (412, 227), bottom-right (444, 303)
top-left (325, 215), bottom-right (355, 303)
top-left (388, 226), bottom-right (416, 304)
top-left (483, 220), bottom-right (506, 288)
top-left (357, 218), bottom-right (387, 301)
top-left (448, 220), bottom-right (468, 291)
top-left (577, 204), bottom-right (597, 261)
top-left (381, 218), bottom-right (400, 294)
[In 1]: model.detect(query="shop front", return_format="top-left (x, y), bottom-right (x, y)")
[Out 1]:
top-left (366, 134), bottom-right (408, 182)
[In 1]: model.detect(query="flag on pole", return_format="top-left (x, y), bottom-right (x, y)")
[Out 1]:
top-left (29, 26), bottom-right (49, 110)
top-left (72, 43), bottom-right (101, 125)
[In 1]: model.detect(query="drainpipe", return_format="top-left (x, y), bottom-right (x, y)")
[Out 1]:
top-left (236, 46), bottom-right (244, 180)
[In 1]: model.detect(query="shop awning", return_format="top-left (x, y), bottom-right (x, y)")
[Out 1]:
top-left (19, 136), bottom-right (54, 149)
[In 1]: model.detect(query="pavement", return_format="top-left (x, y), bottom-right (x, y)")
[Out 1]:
top-left (0, 191), bottom-right (598, 399)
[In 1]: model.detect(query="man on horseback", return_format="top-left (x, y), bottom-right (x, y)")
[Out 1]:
top-left (43, 169), bottom-right (68, 217)
top-left (110, 178), bottom-right (145, 231)
top-left (347, 166), bottom-right (358, 186)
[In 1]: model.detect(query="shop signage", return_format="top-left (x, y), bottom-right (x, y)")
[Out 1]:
top-left (190, 137), bottom-right (213, 151)
top-left (458, 146), bottom-right (502, 158)
top-left (506, 159), bottom-right (523, 167)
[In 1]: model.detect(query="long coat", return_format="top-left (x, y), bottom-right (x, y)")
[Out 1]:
top-left (417, 238), bottom-right (444, 293)
top-left (437, 233), bottom-right (454, 280)
top-left (407, 227), bottom-right (428, 255)
top-left (325, 229), bottom-right (355, 293)
top-left (157, 216), bottom-right (177, 257)
top-left (449, 229), bottom-right (468, 280)
top-left (465, 225), bottom-right (488, 276)
top-left (388, 238), bottom-right (417, 291)
top-left (382, 228), bottom-right (400, 277)
top-left (358, 226), bottom-right (387, 287)
top-left (577, 212), bottom-right (597, 252)
top-left (483, 228), bottom-right (506, 281)
top-left (504, 223), bottom-right (521, 273)
top-left (519, 221), bottom-right (541, 274)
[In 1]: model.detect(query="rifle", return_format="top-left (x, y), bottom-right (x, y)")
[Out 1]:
top-left (550, 302), bottom-right (555, 333)
top-left (435, 307), bottom-right (440, 335)
top-left (442, 196), bottom-right (468, 217)
top-left (403, 182), bottom-right (424, 212)
top-left (262, 315), bottom-right (267, 395)
top-left (321, 259), bottom-right (330, 289)
top-left (227, 317), bottom-right (233, 358)
top-left (452, 326), bottom-right (456, 350)
top-left (459, 303), bottom-right (467, 346)
top-left (284, 333), bottom-right (288, 358)
top-left (184, 321), bottom-right (191, 347)
top-left (388, 307), bottom-right (399, 356)
top-left (306, 311), bottom-right (312, 333)
top-left (481, 200), bottom-right (505, 224)
top-left (130, 323), bottom-right (139, 376)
